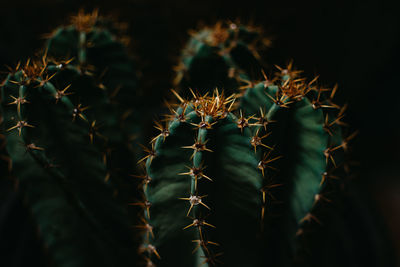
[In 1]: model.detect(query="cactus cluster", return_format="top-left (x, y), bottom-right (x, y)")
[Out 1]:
top-left (0, 11), bottom-right (355, 267)
top-left (139, 23), bottom-right (355, 266)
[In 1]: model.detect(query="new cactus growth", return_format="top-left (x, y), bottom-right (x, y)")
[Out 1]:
top-left (174, 21), bottom-right (270, 95)
top-left (0, 10), bottom-right (142, 267)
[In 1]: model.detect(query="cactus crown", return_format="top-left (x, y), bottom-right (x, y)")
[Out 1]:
top-left (174, 21), bottom-right (270, 96)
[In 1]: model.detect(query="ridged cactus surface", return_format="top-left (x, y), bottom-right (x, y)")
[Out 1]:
top-left (139, 91), bottom-right (266, 266)
top-left (0, 10), bottom-right (141, 267)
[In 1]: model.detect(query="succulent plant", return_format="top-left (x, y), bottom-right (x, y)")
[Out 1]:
top-left (0, 10), bottom-right (142, 267)
top-left (0, 12), bottom-right (359, 267)
top-left (174, 21), bottom-right (270, 96)
top-left (45, 9), bottom-right (141, 147)
top-left (139, 20), bottom-right (356, 266)
top-left (140, 68), bottom-right (354, 266)
top-left (137, 89), bottom-right (264, 266)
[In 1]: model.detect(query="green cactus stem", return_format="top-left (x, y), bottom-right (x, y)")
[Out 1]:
top-left (239, 63), bottom-right (354, 264)
top-left (138, 90), bottom-right (269, 266)
top-left (174, 21), bottom-right (270, 96)
top-left (0, 48), bottom-right (138, 267)
top-left (45, 9), bottom-right (141, 150)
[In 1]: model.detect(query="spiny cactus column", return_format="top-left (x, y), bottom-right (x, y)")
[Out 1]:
top-left (43, 8), bottom-right (143, 216)
top-left (239, 63), bottom-right (355, 264)
top-left (138, 90), bottom-right (271, 266)
top-left (45, 9), bottom-right (141, 149)
top-left (141, 62), bottom-right (354, 266)
top-left (0, 52), bottom-right (139, 266)
top-left (174, 21), bottom-right (270, 95)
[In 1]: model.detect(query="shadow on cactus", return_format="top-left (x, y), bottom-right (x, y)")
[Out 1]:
top-left (0, 10), bottom-right (143, 267)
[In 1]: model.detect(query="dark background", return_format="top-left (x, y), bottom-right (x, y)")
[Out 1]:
top-left (0, 0), bottom-right (399, 266)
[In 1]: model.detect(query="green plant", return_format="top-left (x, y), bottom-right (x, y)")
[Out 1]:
top-left (174, 21), bottom-right (270, 96)
top-left (0, 13), bottom-right (357, 267)
top-left (139, 25), bottom-right (354, 266)
top-left (0, 10), bottom-right (142, 267)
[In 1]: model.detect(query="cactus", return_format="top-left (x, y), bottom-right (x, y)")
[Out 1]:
top-left (140, 22), bottom-right (354, 265)
top-left (0, 12), bottom-right (358, 267)
top-left (174, 21), bottom-right (270, 96)
top-left (139, 90), bottom-right (265, 266)
top-left (45, 9), bottom-right (142, 148)
top-left (0, 10), bottom-right (142, 267)
top-left (239, 63), bottom-right (355, 265)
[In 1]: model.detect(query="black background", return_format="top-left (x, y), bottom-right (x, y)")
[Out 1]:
top-left (0, 0), bottom-right (399, 266)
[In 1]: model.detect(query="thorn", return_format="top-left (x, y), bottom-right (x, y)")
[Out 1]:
top-left (6, 120), bottom-right (34, 136)
top-left (330, 84), bottom-right (338, 100)
top-left (341, 130), bottom-right (359, 152)
top-left (36, 73), bottom-right (56, 87)
top-left (134, 222), bottom-right (155, 240)
top-left (250, 129), bottom-right (272, 153)
top-left (261, 69), bottom-right (272, 88)
top-left (183, 218), bottom-right (216, 239)
top-left (182, 138), bottom-right (213, 159)
top-left (258, 107), bottom-right (276, 131)
top-left (140, 244), bottom-right (161, 260)
top-left (171, 89), bottom-right (185, 103)
top-left (72, 104), bottom-right (89, 122)
top-left (238, 76), bottom-right (255, 91)
top-left (167, 103), bottom-right (188, 122)
top-left (151, 121), bottom-right (170, 142)
top-left (191, 239), bottom-right (219, 254)
top-left (104, 173), bottom-right (111, 183)
top-left (138, 143), bottom-right (157, 164)
top-left (324, 145), bottom-right (343, 167)
top-left (266, 90), bottom-right (292, 108)
top-left (258, 149), bottom-right (282, 176)
top-left (128, 200), bottom-right (152, 219)
top-left (200, 252), bottom-right (223, 266)
top-left (260, 182), bottom-right (283, 220)
top-left (55, 84), bottom-right (73, 103)
top-left (88, 120), bottom-right (106, 144)
top-left (131, 174), bottom-right (152, 191)
top-left (179, 195), bottom-right (210, 216)
top-left (300, 213), bottom-right (322, 225)
top-left (179, 165), bottom-right (212, 189)
top-left (25, 143), bottom-right (44, 152)
top-left (313, 193), bottom-right (332, 205)
top-left (236, 110), bottom-right (255, 132)
top-left (320, 170), bottom-right (340, 186)
top-left (190, 116), bottom-right (217, 130)
top-left (8, 95), bottom-right (29, 115)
